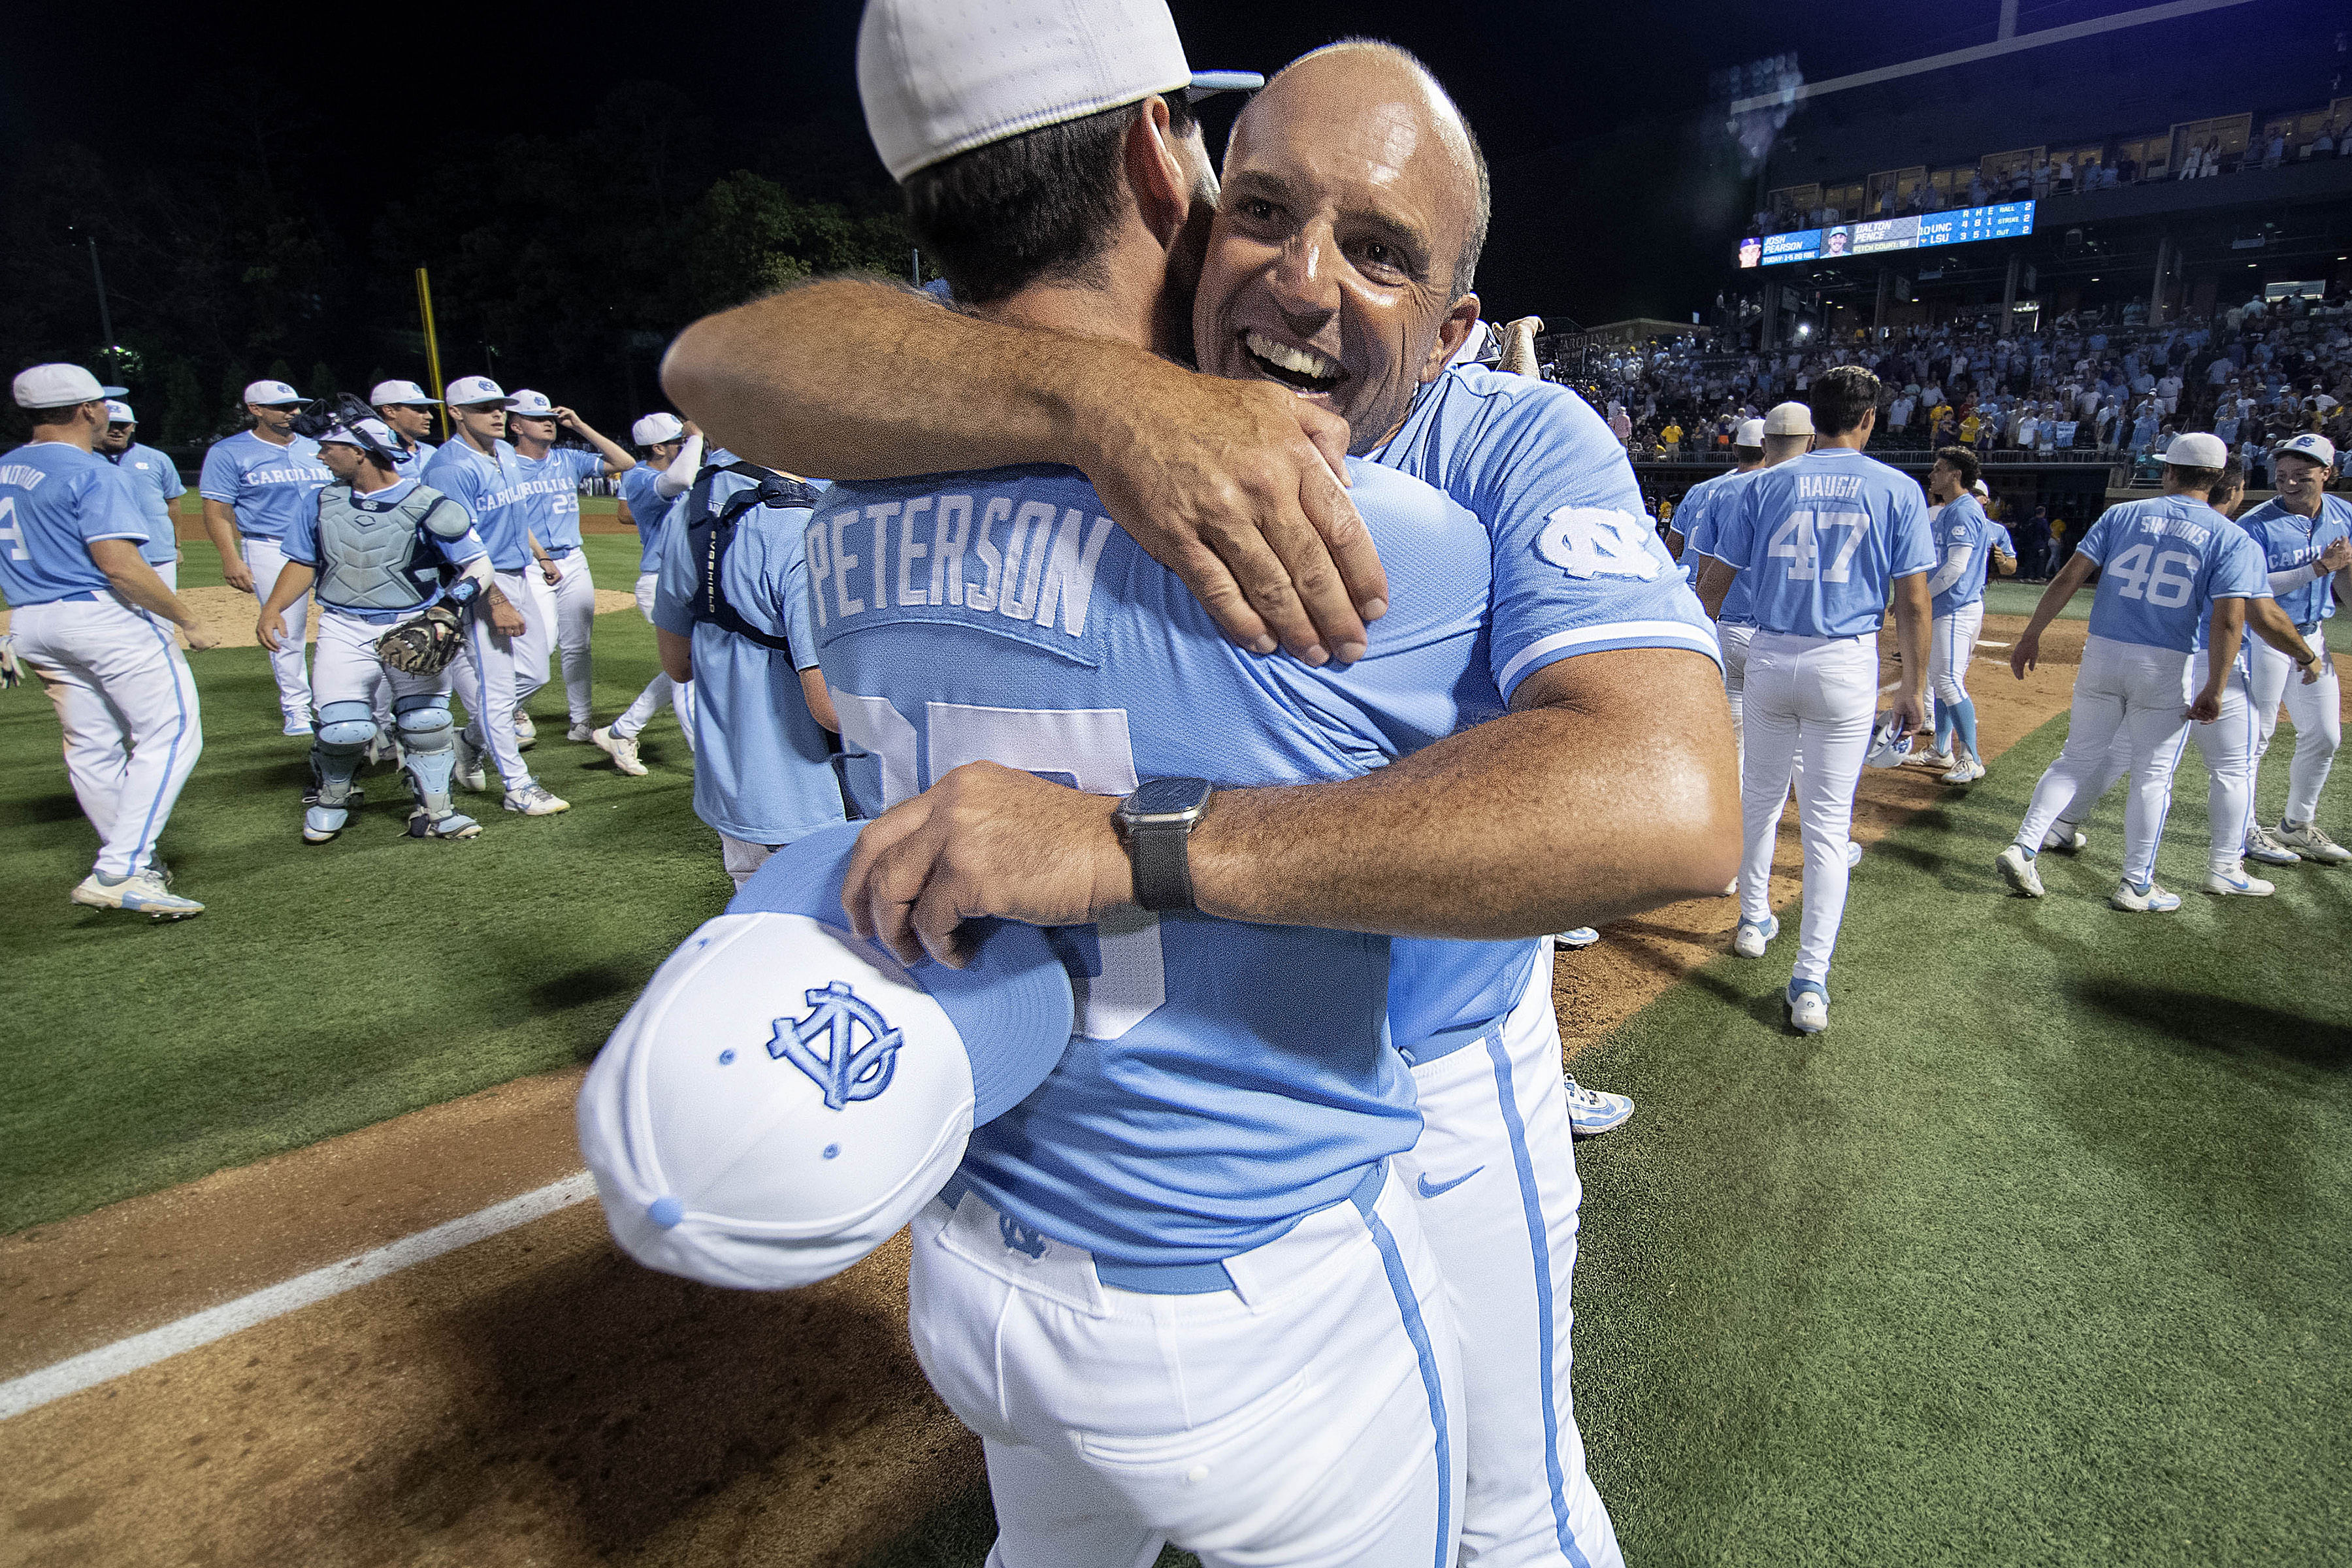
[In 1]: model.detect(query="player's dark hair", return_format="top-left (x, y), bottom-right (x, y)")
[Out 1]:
top-left (1934, 446), bottom-right (1981, 488)
top-left (1810, 366), bottom-right (1881, 436)
top-left (902, 91), bottom-right (1198, 308)
top-left (2167, 464), bottom-right (2225, 496)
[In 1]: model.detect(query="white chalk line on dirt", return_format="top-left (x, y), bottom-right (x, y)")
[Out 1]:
top-left (0, 1172), bottom-right (596, 1422)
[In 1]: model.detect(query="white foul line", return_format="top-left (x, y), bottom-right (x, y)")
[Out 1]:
top-left (0, 1171), bottom-right (596, 1422)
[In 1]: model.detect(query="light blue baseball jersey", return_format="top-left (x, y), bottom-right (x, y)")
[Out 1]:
top-left (653, 467), bottom-right (844, 848)
top-left (1680, 467), bottom-right (1768, 627)
top-left (0, 442), bottom-right (152, 605)
top-left (616, 464), bottom-right (676, 574)
top-left (809, 459), bottom-right (1501, 1267)
top-left (2233, 494), bottom-right (2351, 625)
top-left (420, 437), bottom-right (536, 570)
top-left (107, 442), bottom-right (186, 565)
top-left (1927, 493), bottom-right (2008, 617)
top-left (197, 431), bottom-right (331, 542)
top-left (516, 446), bottom-right (605, 553)
top-left (1705, 446), bottom-right (1936, 637)
top-left (1371, 365), bottom-right (1723, 1060)
top-left (1668, 466), bottom-right (1737, 589)
top-left (392, 438), bottom-right (437, 480)
top-left (280, 478), bottom-right (487, 620)
top-left (2073, 494), bottom-right (2268, 654)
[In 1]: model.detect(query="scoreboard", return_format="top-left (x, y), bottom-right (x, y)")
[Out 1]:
top-left (1739, 201), bottom-right (2034, 267)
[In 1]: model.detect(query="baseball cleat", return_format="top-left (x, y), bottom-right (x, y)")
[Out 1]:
top-left (592, 725), bottom-right (648, 777)
top-left (1941, 755), bottom-right (1986, 785)
top-left (566, 721), bottom-right (594, 743)
top-left (2205, 868), bottom-right (2275, 896)
top-left (408, 808), bottom-right (483, 840)
top-left (2108, 878), bottom-right (2181, 913)
top-left (147, 857), bottom-right (173, 887)
top-left (2043, 821), bottom-right (2088, 854)
top-left (1555, 926), bottom-right (1600, 949)
top-left (1845, 840), bottom-right (1863, 869)
top-left (1563, 1076), bottom-right (1634, 1137)
top-left (302, 805), bottom-right (350, 844)
top-left (2276, 820), bottom-right (2350, 864)
top-left (1908, 749), bottom-right (1954, 771)
top-left (1996, 843), bottom-right (2045, 897)
top-left (1786, 982), bottom-right (1829, 1034)
top-left (452, 730), bottom-right (487, 792)
top-left (513, 711), bottom-right (538, 747)
top-left (2244, 823), bottom-right (2301, 866)
top-left (71, 871), bottom-right (204, 920)
top-left (283, 719), bottom-right (314, 737)
top-left (1733, 915), bottom-right (1778, 958)
top-left (1722, 877), bottom-right (1739, 897)
top-left (502, 784), bottom-right (570, 816)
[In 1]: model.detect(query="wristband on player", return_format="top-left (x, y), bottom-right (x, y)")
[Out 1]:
top-left (1115, 777), bottom-right (1213, 913)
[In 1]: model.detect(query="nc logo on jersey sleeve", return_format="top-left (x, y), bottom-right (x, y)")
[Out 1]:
top-left (768, 981), bottom-right (903, 1109)
top-left (1535, 506), bottom-right (1664, 581)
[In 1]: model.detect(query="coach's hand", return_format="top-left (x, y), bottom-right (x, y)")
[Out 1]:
top-left (842, 762), bottom-right (1134, 970)
top-left (1073, 367), bottom-right (1386, 666)
top-left (2321, 536), bottom-right (2352, 574)
top-left (2010, 627), bottom-right (2042, 679)
top-left (488, 592), bottom-right (527, 638)
top-left (2185, 689), bottom-right (2222, 724)
top-left (255, 610), bottom-right (286, 653)
top-left (221, 556), bottom-right (256, 594)
top-left (183, 621), bottom-right (220, 652)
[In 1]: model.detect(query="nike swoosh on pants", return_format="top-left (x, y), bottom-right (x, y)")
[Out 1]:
top-left (1415, 1166), bottom-right (1483, 1199)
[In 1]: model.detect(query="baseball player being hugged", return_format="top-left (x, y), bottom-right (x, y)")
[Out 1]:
top-left (97, 400), bottom-right (187, 591)
top-left (594, 413), bottom-right (703, 775)
top-left (422, 376), bottom-right (568, 816)
top-left (199, 378), bottom-right (332, 734)
top-left (3, 364), bottom-right (218, 919)
top-left (503, 390), bottom-right (636, 743)
top-left (368, 380), bottom-right (442, 478)
top-left (1918, 446), bottom-right (2016, 785)
top-left (257, 412), bottom-right (506, 843)
top-left (652, 450), bottom-right (843, 885)
top-left (2233, 433), bottom-right (2352, 864)
top-left (1695, 368), bottom-right (1935, 1034)
top-left (1997, 433), bottom-right (2291, 909)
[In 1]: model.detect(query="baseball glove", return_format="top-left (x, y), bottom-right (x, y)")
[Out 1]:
top-left (377, 604), bottom-right (466, 674)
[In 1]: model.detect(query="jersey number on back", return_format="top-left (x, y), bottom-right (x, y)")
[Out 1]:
top-left (0, 496), bottom-right (22, 561)
top-left (2104, 543), bottom-right (2197, 608)
top-left (1536, 507), bottom-right (1663, 580)
top-left (1767, 509), bottom-right (1867, 583)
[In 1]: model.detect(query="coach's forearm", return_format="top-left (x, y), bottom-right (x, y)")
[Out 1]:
top-left (1188, 649), bottom-right (1740, 936)
top-left (1693, 558), bottom-right (1735, 620)
top-left (2244, 596), bottom-right (2315, 664)
top-left (201, 499), bottom-right (240, 561)
top-left (657, 627), bottom-right (693, 684)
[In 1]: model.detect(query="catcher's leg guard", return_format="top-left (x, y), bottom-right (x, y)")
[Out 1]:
top-left (395, 694), bottom-right (479, 838)
top-left (305, 700), bottom-right (376, 843)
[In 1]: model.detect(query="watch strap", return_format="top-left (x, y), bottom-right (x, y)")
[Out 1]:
top-left (1127, 819), bottom-right (1197, 913)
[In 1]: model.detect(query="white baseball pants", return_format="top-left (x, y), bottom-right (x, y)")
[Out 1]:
top-left (310, 610), bottom-right (453, 708)
top-left (152, 557), bottom-right (178, 593)
top-left (12, 595), bottom-right (204, 879)
top-left (2014, 635), bottom-right (2194, 888)
top-left (909, 1167), bottom-right (1463, 1568)
top-left (1716, 621), bottom-right (1754, 770)
top-left (449, 570), bottom-right (547, 792)
top-left (1395, 946), bottom-right (1622, 1568)
top-left (720, 834), bottom-right (778, 889)
top-left (2184, 647), bottom-right (2260, 875)
top-left (1929, 601), bottom-right (1984, 710)
top-left (1738, 632), bottom-right (1878, 987)
top-left (2247, 624), bottom-right (2340, 825)
top-left (523, 551), bottom-right (596, 724)
top-left (240, 536), bottom-right (312, 726)
top-left (614, 570), bottom-right (694, 744)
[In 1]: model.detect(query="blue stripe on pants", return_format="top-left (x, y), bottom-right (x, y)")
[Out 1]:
top-left (123, 614), bottom-right (190, 875)
top-left (1365, 1211), bottom-right (1454, 1568)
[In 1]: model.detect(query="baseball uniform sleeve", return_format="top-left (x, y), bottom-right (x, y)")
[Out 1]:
top-left (781, 516), bottom-right (821, 673)
top-left (653, 500), bottom-right (696, 637)
top-left (2074, 512), bottom-right (2115, 567)
top-left (2212, 528), bottom-right (2268, 600)
top-left (74, 465), bottom-right (152, 544)
top-left (197, 440), bottom-right (241, 505)
top-left (157, 457), bottom-right (186, 502)
top-left (280, 498), bottom-right (321, 568)
top-left (1702, 469), bottom-right (1760, 568)
top-left (1889, 485), bottom-right (1936, 579)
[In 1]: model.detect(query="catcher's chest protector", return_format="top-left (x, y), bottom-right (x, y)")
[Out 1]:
top-left (316, 485), bottom-right (461, 612)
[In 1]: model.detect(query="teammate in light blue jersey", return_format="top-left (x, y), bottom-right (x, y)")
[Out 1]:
top-left (2232, 434), bottom-right (2352, 858)
top-left (97, 401), bottom-right (186, 589)
top-left (504, 392), bottom-right (637, 741)
top-left (199, 379), bottom-right (333, 732)
top-left (1920, 449), bottom-right (2016, 784)
top-left (655, 452), bottom-right (843, 884)
top-left (368, 381), bottom-right (442, 478)
top-left (1663, 416), bottom-right (1764, 581)
top-left (1697, 372), bottom-right (1935, 1033)
top-left (600, 414), bottom-right (704, 776)
top-left (1681, 410), bottom-right (1800, 785)
top-left (2001, 434), bottom-right (2274, 910)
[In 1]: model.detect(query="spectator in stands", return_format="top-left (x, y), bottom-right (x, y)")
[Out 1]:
top-left (1660, 417), bottom-right (1684, 457)
top-left (2178, 140), bottom-right (2203, 180)
top-left (2264, 129), bottom-right (2286, 168)
top-left (2200, 137), bottom-right (2224, 176)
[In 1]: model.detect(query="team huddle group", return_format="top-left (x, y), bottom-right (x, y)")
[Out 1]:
top-left (5, 0), bottom-right (2349, 1564)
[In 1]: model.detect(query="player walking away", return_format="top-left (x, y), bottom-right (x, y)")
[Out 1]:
top-left (1920, 446), bottom-right (2016, 785)
top-left (503, 390), bottom-right (637, 741)
top-left (2235, 433), bottom-right (2352, 864)
top-left (1997, 434), bottom-right (2284, 911)
top-left (199, 378), bottom-right (332, 734)
top-left (3, 364), bottom-right (218, 919)
top-left (1695, 367), bottom-right (1935, 1034)
top-left (595, 412), bottom-right (703, 775)
top-left (256, 414), bottom-right (506, 843)
top-left (651, 450), bottom-right (841, 886)
top-left (1667, 415), bottom-right (1763, 566)
top-left (421, 376), bottom-right (568, 817)
top-left (368, 381), bottom-right (441, 478)
top-left (97, 400), bottom-right (186, 591)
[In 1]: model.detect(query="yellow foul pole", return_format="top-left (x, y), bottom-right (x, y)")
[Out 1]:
top-left (415, 267), bottom-right (448, 440)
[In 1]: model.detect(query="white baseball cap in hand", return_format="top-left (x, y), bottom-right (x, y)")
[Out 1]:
top-left (632, 412), bottom-right (686, 446)
top-left (578, 821), bottom-right (1075, 1291)
top-left (105, 399), bottom-right (136, 423)
top-left (506, 389), bottom-right (557, 417)
top-left (14, 363), bottom-right (128, 408)
top-left (243, 379), bottom-right (304, 406)
top-left (443, 375), bottom-right (512, 408)
top-left (370, 380), bottom-right (441, 407)
top-left (1864, 710), bottom-right (1914, 768)
top-left (858, 0), bottom-right (1262, 183)
top-left (2274, 431), bottom-right (2336, 468)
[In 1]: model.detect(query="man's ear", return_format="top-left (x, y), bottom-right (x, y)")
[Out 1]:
top-left (1125, 97), bottom-right (1193, 247)
top-left (1421, 297), bottom-right (1482, 385)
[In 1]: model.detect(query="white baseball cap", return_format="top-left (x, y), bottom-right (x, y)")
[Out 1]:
top-left (2274, 432), bottom-right (2336, 468)
top-left (1764, 401), bottom-right (1814, 436)
top-left (319, 416), bottom-right (402, 453)
top-left (443, 375), bottom-right (512, 408)
top-left (858, 0), bottom-right (1262, 183)
top-left (370, 380), bottom-right (440, 407)
top-left (1973, 479), bottom-right (1992, 498)
top-left (1735, 418), bottom-right (1766, 447)
top-left (632, 412), bottom-right (686, 446)
top-left (577, 821), bottom-right (1075, 1292)
top-left (1863, 710), bottom-right (1914, 769)
top-left (14, 363), bottom-right (127, 409)
top-left (243, 379), bottom-right (304, 407)
top-left (2163, 432), bottom-right (2230, 468)
top-left (105, 399), bottom-right (136, 423)
top-left (506, 388), bottom-right (557, 418)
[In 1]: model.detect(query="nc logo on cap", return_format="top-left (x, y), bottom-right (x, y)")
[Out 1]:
top-left (769, 981), bottom-right (903, 1110)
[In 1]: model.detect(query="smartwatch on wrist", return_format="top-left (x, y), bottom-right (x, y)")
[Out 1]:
top-left (1115, 777), bottom-right (1213, 913)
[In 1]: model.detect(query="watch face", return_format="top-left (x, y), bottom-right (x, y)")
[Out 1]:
top-left (1126, 777), bottom-right (1213, 818)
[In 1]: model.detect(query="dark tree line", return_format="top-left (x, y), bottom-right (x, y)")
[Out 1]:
top-left (4, 81), bottom-right (911, 453)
